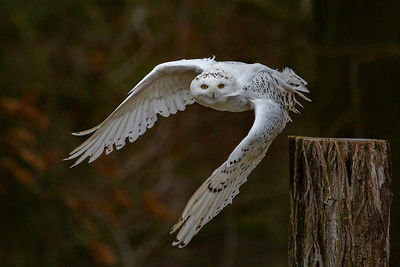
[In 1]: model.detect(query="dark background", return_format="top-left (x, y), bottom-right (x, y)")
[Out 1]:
top-left (1, 0), bottom-right (399, 266)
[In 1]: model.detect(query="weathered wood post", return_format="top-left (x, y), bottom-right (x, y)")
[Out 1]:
top-left (288, 136), bottom-right (392, 266)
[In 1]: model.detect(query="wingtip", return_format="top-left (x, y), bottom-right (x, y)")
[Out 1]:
top-left (69, 161), bottom-right (79, 168)
top-left (64, 153), bottom-right (78, 161)
top-left (63, 154), bottom-right (74, 161)
top-left (63, 154), bottom-right (83, 168)
top-left (71, 131), bottom-right (89, 136)
top-left (71, 125), bottom-right (100, 136)
top-left (170, 224), bottom-right (179, 234)
top-left (171, 238), bottom-right (187, 248)
top-left (170, 218), bottom-right (183, 234)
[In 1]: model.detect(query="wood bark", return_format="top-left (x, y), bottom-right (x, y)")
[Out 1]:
top-left (288, 136), bottom-right (392, 266)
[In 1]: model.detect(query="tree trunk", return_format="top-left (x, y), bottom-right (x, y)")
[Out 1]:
top-left (288, 136), bottom-right (392, 266)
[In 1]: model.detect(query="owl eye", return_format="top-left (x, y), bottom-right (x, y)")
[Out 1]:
top-left (218, 84), bottom-right (225, 88)
top-left (200, 84), bottom-right (208, 89)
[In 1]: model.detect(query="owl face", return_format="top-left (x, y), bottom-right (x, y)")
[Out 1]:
top-left (190, 69), bottom-right (237, 108)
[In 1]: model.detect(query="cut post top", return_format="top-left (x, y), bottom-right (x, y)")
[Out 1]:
top-left (288, 135), bottom-right (388, 144)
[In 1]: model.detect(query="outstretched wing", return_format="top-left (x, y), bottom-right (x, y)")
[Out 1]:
top-left (65, 58), bottom-right (214, 167)
top-left (170, 99), bottom-right (290, 247)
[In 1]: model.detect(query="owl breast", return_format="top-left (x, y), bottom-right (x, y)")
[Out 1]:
top-left (194, 93), bottom-right (251, 112)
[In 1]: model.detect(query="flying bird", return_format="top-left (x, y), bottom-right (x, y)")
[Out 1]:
top-left (65, 57), bottom-right (310, 247)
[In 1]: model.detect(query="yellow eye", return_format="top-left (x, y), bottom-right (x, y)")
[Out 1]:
top-left (200, 84), bottom-right (208, 89)
top-left (218, 84), bottom-right (225, 88)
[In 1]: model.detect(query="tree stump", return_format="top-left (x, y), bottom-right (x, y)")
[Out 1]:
top-left (288, 136), bottom-right (392, 266)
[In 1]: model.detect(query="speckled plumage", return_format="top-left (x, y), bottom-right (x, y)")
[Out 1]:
top-left (65, 57), bottom-right (310, 247)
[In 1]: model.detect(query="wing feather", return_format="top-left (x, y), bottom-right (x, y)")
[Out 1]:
top-left (127, 103), bottom-right (141, 144)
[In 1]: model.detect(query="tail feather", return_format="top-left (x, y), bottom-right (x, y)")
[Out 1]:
top-left (281, 67), bottom-right (309, 91)
top-left (276, 67), bottom-right (311, 102)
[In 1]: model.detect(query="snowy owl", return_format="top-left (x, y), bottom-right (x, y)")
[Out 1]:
top-left (65, 57), bottom-right (310, 247)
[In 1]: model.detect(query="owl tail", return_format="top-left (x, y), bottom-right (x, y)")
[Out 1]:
top-left (275, 67), bottom-right (310, 102)
top-left (281, 67), bottom-right (309, 91)
top-left (272, 67), bottom-right (310, 115)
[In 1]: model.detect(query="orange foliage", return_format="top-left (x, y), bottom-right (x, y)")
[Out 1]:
top-left (18, 147), bottom-right (47, 173)
top-left (89, 241), bottom-right (116, 266)
top-left (95, 158), bottom-right (122, 179)
top-left (110, 188), bottom-right (134, 210)
top-left (62, 194), bottom-right (82, 210)
top-left (1, 158), bottom-right (36, 186)
top-left (1, 97), bottom-right (50, 130)
top-left (143, 191), bottom-right (178, 221)
top-left (0, 96), bottom-right (50, 184)
top-left (13, 127), bottom-right (36, 144)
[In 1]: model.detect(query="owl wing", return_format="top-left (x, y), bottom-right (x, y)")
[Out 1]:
top-left (65, 58), bottom-right (215, 167)
top-left (170, 99), bottom-right (289, 247)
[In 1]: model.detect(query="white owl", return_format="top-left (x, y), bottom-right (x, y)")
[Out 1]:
top-left (65, 57), bottom-right (310, 247)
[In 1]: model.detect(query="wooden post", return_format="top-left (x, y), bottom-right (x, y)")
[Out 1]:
top-left (288, 136), bottom-right (392, 266)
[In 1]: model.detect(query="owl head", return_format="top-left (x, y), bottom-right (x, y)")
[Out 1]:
top-left (190, 68), bottom-right (237, 108)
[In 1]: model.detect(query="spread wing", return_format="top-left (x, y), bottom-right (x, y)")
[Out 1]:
top-left (65, 58), bottom-right (214, 167)
top-left (170, 99), bottom-right (290, 247)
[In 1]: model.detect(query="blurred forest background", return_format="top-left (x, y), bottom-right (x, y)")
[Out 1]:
top-left (1, 0), bottom-right (399, 266)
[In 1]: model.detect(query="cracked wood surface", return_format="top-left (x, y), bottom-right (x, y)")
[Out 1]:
top-left (288, 136), bottom-right (392, 267)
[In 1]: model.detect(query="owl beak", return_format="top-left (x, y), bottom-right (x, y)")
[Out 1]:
top-left (212, 92), bottom-right (215, 99)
